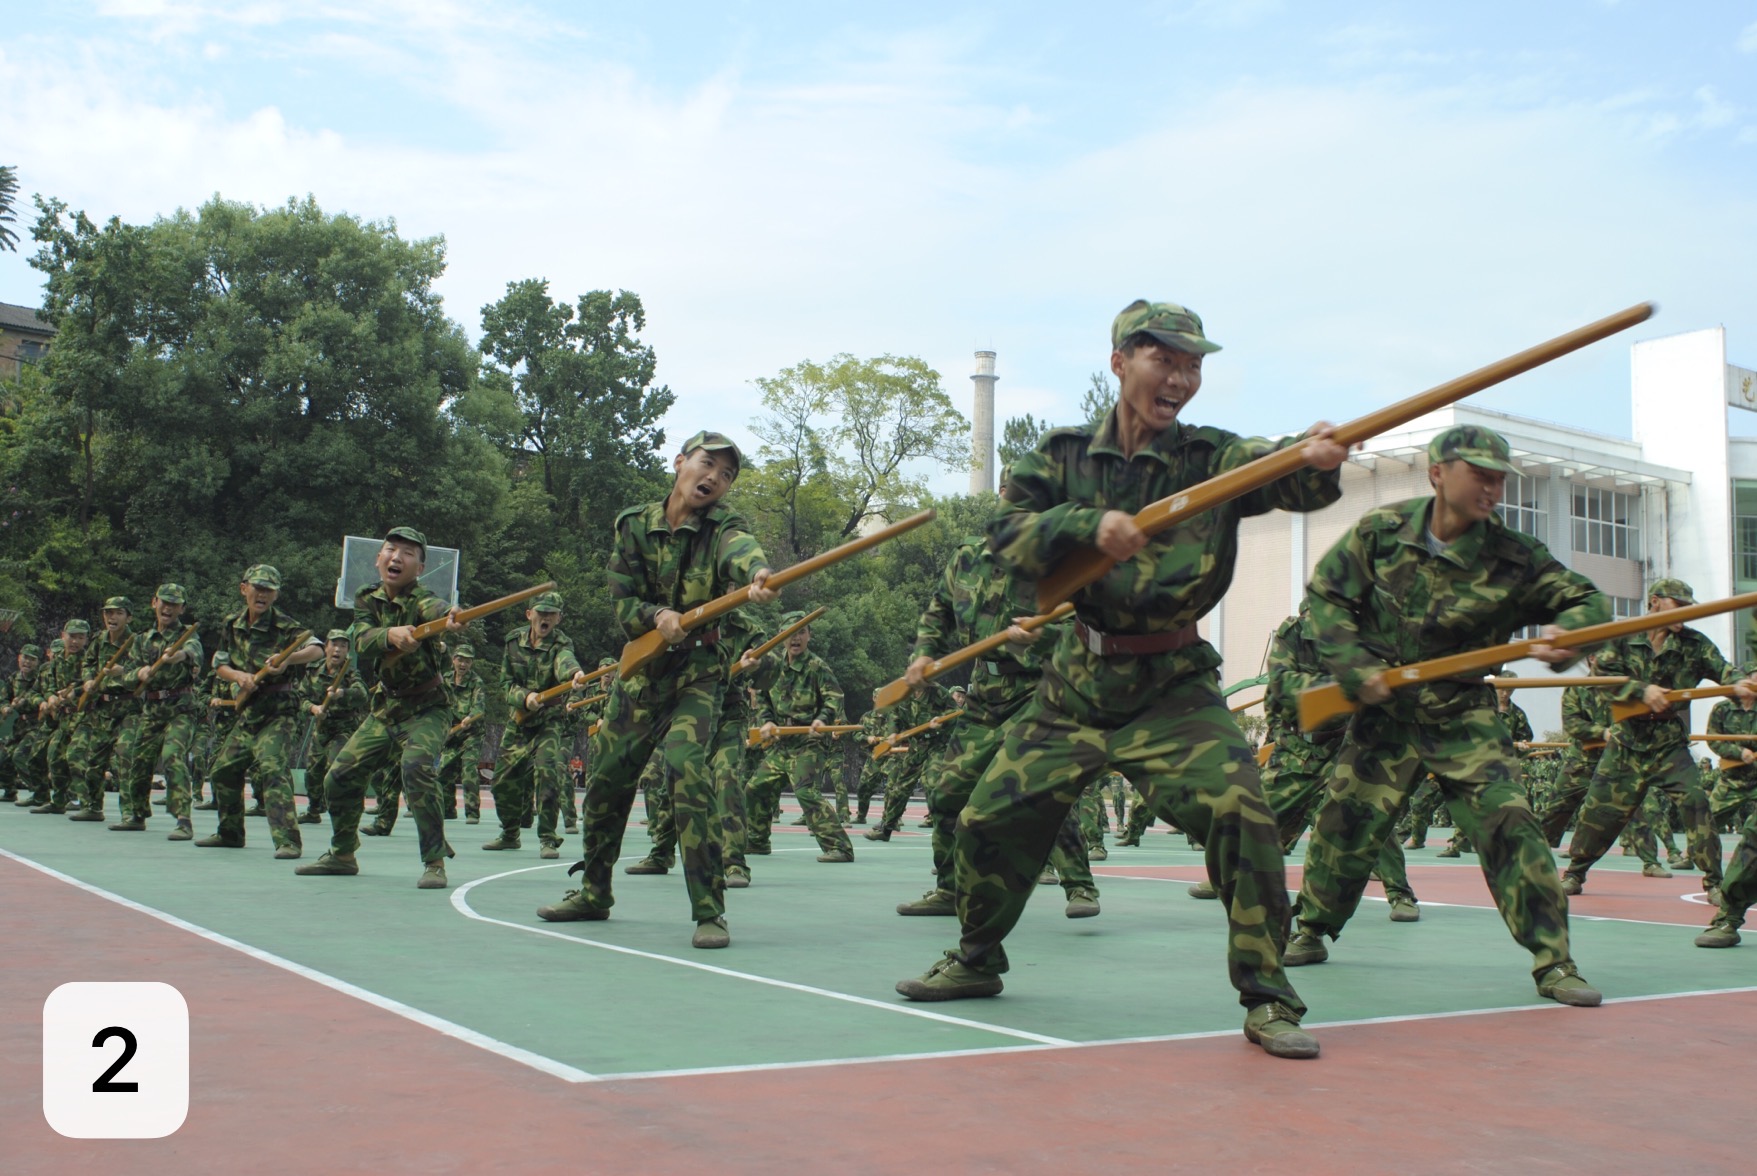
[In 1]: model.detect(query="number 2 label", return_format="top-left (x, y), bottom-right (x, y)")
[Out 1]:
top-left (43, 983), bottom-right (187, 1138)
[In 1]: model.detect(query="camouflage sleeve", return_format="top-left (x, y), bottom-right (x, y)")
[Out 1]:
top-left (555, 643), bottom-right (583, 684)
top-left (467, 678), bottom-right (486, 721)
top-left (815, 662), bottom-right (844, 725)
top-left (1709, 700), bottom-right (1733, 737)
top-left (988, 438), bottom-right (1108, 579)
top-left (607, 514), bottom-right (659, 640)
top-left (349, 594), bottom-right (390, 658)
top-left (1261, 625), bottom-right (1311, 733)
top-left (912, 552), bottom-right (963, 662)
top-left (1561, 687), bottom-right (1606, 742)
top-left (340, 674), bottom-right (369, 710)
top-left (1511, 707), bottom-right (1533, 743)
top-left (1523, 553), bottom-right (1608, 638)
top-left (1305, 523), bottom-right (1392, 700)
top-left (1219, 432), bottom-right (1344, 517)
top-left (1700, 636), bottom-right (1741, 687)
top-left (501, 643), bottom-right (526, 711)
top-left (714, 516), bottom-right (771, 589)
top-left (1594, 639), bottom-right (1646, 706)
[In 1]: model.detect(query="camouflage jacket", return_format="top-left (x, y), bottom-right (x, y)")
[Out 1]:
top-left (305, 661), bottom-right (369, 741)
top-left (45, 649), bottom-right (87, 729)
top-left (221, 606), bottom-right (318, 722)
top-left (887, 681), bottom-right (957, 751)
top-left (80, 624), bottom-right (140, 714)
top-left (6, 665), bottom-right (42, 732)
top-left (349, 581), bottom-right (451, 722)
top-left (1561, 681), bottom-right (1611, 747)
top-left (608, 499), bottom-right (769, 685)
top-left (130, 621), bottom-right (204, 709)
top-left (501, 627), bottom-right (582, 730)
top-left (1500, 701), bottom-right (1533, 754)
top-left (1264, 612), bottom-right (1344, 760)
top-left (1307, 497), bottom-right (1607, 720)
top-left (993, 410), bottom-right (1341, 697)
top-left (1706, 699), bottom-right (1757, 783)
top-left (758, 650), bottom-right (844, 729)
top-left (914, 536), bottom-right (1061, 719)
top-left (1598, 627), bottom-right (1738, 752)
top-left (442, 666), bottom-right (486, 743)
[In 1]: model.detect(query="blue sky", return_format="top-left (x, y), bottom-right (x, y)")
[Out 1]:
top-left (4, 2), bottom-right (1756, 482)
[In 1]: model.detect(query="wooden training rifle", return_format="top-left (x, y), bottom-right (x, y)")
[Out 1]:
top-left (509, 662), bottom-right (617, 726)
top-left (1036, 303), bottom-right (1656, 612)
top-left (381, 580), bottom-right (558, 667)
top-left (873, 709), bottom-right (965, 758)
top-left (873, 602), bottom-right (1073, 710)
top-left (1609, 684), bottom-right (1749, 725)
top-left (130, 624), bottom-right (202, 697)
top-left (564, 691), bottom-right (609, 713)
top-left (731, 607), bottom-right (826, 678)
top-left (1297, 589), bottom-right (1757, 732)
top-left (745, 723), bottom-right (862, 749)
top-left (212, 630), bottom-right (314, 708)
top-left (75, 633), bottom-right (137, 713)
top-left (619, 510), bottom-right (937, 678)
top-left (1485, 676), bottom-right (1628, 690)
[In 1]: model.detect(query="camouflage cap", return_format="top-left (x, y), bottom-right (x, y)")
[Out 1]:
top-left (243, 564), bottom-right (282, 589)
top-left (154, 582), bottom-right (187, 604)
top-left (211, 650), bottom-right (230, 666)
top-left (63, 619), bottom-right (90, 635)
top-left (1111, 299), bottom-right (1222, 355)
top-left (452, 644), bottom-right (475, 659)
top-left (680, 429), bottom-right (743, 476)
top-left (325, 628), bottom-right (350, 642)
top-left (385, 526), bottom-right (427, 558)
top-left (20, 644), bottom-right (42, 659)
top-left (781, 609), bottom-right (810, 626)
top-left (1648, 577), bottom-right (1695, 605)
top-left (532, 591), bottom-right (564, 613)
top-left (102, 596), bottom-right (134, 614)
top-left (1427, 425), bottom-right (1516, 474)
top-left (49, 639), bottom-right (64, 653)
top-left (598, 656), bottom-right (616, 668)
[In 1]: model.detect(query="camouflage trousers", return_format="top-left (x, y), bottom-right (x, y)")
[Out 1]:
top-left (323, 706), bottom-right (449, 865)
top-left (494, 719), bottom-right (569, 849)
top-left (853, 756), bottom-right (889, 822)
top-left (1539, 746), bottom-right (1602, 847)
top-left (121, 702), bottom-right (199, 824)
top-left (1710, 772), bottom-right (1757, 831)
top-left (67, 703), bottom-right (137, 817)
top-left (1263, 741), bottom-right (1415, 905)
top-left (1618, 788), bottom-right (1682, 866)
top-left (1715, 806), bottom-right (1757, 926)
top-left (436, 732), bottom-right (487, 819)
top-left (924, 698), bottom-right (1094, 902)
top-left (209, 713), bottom-right (302, 851)
top-left (637, 749), bottom-right (677, 863)
top-left (576, 657), bottom-right (728, 923)
top-left (303, 730), bottom-right (348, 815)
top-left (11, 724), bottom-right (48, 803)
top-left (878, 743), bottom-right (940, 831)
top-left (1296, 704), bottom-right (1574, 980)
top-left (1400, 778), bottom-right (1444, 846)
top-left (1078, 781), bottom-right (1107, 848)
top-left (0, 731), bottom-right (19, 798)
top-left (45, 721), bottom-right (78, 808)
top-left (947, 674), bottom-right (1302, 1015)
top-left (709, 710), bottom-right (752, 874)
top-left (1563, 738), bottom-right (1720, 893)
top-left (746, 738), bottom-right (855, 856)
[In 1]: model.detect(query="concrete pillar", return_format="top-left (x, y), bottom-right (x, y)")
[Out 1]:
top-left (969, 350), bottom-right (997, 495)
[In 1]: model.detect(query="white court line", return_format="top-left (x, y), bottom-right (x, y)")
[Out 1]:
top-left (451, 864), bottom-right (1071, 1048)
top-left (0, 846), bottom-right (598, 1084)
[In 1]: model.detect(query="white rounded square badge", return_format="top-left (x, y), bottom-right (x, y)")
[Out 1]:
top-left (43, 981), bottom-right (189, 1138)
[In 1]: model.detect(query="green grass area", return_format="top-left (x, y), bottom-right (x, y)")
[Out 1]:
top-left (3, 801), bottom-right (1744, 1079)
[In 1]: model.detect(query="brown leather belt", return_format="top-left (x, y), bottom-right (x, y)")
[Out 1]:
top-left (678, 627), bottom-right (720, 651)
top-left (1074, 621), bottom-right (1201, 658)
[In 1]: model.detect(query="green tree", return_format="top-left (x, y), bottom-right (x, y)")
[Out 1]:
top-left (1081, 370), bottom-right (1116, 424)
top-left (998, 413), bottom-right (1047, 470)
top-left (0, 165), bottom-right (18, 252)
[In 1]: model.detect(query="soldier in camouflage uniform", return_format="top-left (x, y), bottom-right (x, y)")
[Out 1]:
top-left (892, 530), bottom-right (1097, 919)
top-left (1561, 579), bottom-right (1752, 900)
top-left (1207, 610), bottom-right (1420, 921)
top-left (1284, 425), bottom-right (1605, 1009)
top-left (115, 585), bottom-right (204, 839)
top-left (1706, 697), bottom-right (1757, 838)
top-left (865, 679), bottom-right (955, 839)
top-left (297, 630), bottom-right (369, 823)
top-left (4, 644), bottom-right (46, 806)
top-left (296, 528), bottom-right (464, 887)
top-left (745, 612), bottom-right (857, 861)
top-left (851, 706), bottom-right (893, 824)
top-left (193, 649), bottom-right (237, 810)
top-left (62, 598), bottom-right (138, 824)
top-left (200, 566), bottom-right (324, 855)
top-left (435, 643), bottom-right (487, 822)
top-left (35, 626), bottom-right (91, 815)
top-left (897, 302), bottom-right (1342, 1059)
top-left (482, 592), bottom-right (584, 859)
top-left (1538, 655), bottom-right (1611, 846)
top-left (539, 431), bottom-right (778, 949)
top-left (627, 747), bottom-right (678, 872)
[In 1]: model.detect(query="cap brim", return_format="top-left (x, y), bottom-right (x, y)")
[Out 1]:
top-left (1143, 329), bottom-right (1222, 355)
top-left (1461, 456), bottom-right (1518, 474)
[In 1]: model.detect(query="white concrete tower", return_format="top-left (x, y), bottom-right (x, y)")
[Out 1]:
top-left (969, 350), bottom-right (998, 495)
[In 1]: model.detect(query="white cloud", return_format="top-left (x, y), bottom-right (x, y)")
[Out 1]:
top-left (1739, 21), bottom-right (1757, 53)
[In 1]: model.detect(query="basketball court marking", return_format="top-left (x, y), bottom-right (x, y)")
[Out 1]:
top-left (450, 863), bottom-right (1073, 1047)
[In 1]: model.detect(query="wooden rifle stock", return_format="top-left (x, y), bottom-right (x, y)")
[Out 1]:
top-left (381, 580), bottom-right (558, 667)
top-left (1297, 588), bottom-right (1757, 733)
top-left (873, 602), bottom-right (1074, 710)
top-left (130, 624), bottom-right (201, 697)
top-left (745, 723), bottom-right (861, 749)
top-left (510, 662), bottom-right (616, 726)
top-left (309, 661), bottom-right (352, 720)
top-left (1609, 684), bottom-right (1745, 725)
top-left (1038, 303), bottom-right (1656, 612)
top-left (731, 607), bottom-right (826, 678)
top-left (619, 510), bottom-right (937, 678)
top-left (873, 709), bottom-right (965, 758)
top-left (1485, 676), bottom-right (1628, 690)
top-left (1256, 743), bottom-right (1274, 767)
top-left (231, 630), bottom-right (315, 710)
top-left (76, 634), bottom-right (137, 713)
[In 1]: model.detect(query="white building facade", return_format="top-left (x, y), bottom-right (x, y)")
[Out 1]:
top-left (1205, 326), bottom-right (1756, 740)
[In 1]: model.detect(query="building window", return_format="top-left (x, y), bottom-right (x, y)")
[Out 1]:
top-left (1497, 472), bottom-right (1545, 540)
top-left (1570, 485), bottom-right (1640, 560)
